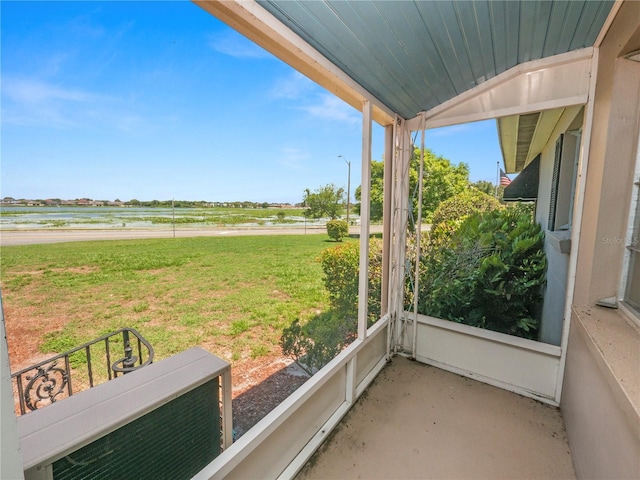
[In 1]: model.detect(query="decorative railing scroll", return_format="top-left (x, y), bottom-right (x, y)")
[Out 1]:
top-left (11, 328), bottom-right (153, 415)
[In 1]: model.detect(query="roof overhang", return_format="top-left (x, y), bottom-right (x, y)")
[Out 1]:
top-left (498, 104), bottom-right (585, 173)
top-left (194, 0), bottom-right (397, 126)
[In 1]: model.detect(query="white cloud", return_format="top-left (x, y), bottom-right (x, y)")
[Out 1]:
top-left (299, 94), bottom-right (359, 124)
top-left (270, 72), bottom-right (360, 124)
top-left (3, 77), bottom-right (95, 105)
top-left (207, 30), bottom-right (272, 59)
top-left (269, 72), bottom-right (315, 100)
top-left (1, 77), bottom-right (101, 127)
top-left (1, 76), bottom-right (161, 135)
top-left (277, 147), bottom-right (310, 171)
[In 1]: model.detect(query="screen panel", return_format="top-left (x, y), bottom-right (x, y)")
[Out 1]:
top-left (52, 379), bottom-right (220, 480)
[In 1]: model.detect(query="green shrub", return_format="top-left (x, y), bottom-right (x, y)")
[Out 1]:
top-left (326, 219), bottom-right (349, 242)
top-left (431, 189), bottom-right (501, 227)
top-left (427, 190), bottom-right (502, 252)
top-left (320, 239), bottom-right (382, 322)
top-left (280, 313), bottom-right (356, 374)
top-left (506, 201), bottom-right (535, 218)
top-left (281, 239), bottom-right (383, 373)
top-left (418, 207), bottom-right (546, 339)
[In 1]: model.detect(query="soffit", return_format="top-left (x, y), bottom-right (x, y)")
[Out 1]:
top-left (499, 105), bottom-right (583, 173)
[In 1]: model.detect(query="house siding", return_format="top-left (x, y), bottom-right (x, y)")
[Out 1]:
top-left (536, 107), bottom-right (583, 346)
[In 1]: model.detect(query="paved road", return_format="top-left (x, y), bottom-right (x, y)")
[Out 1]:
top-left (0, 225), bottom-right (383, 246)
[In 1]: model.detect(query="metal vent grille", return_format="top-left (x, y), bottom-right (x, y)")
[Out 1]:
top-left (515, 112), bottom-right (541, 171)
top-left (52, 379), bottom-right (220, 480)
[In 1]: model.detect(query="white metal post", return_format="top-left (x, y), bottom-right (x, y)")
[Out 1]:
top-left (387, 121), bottom-right (412, 353)
top-left (381, 124), bottom-right (394, 318)
top-left (411, 118), bottom-right (426, 358)
top-left (357, 100), bottom-right (372, 340)
top-left (386, 118), bottom-right (400, 358)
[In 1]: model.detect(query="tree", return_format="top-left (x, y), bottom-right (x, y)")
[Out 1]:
top-left (355, 148), bottom-right (469, 222)
top-left (303, 184), bottom-right (345, 220)
top-left (354, 160), bottom-right (385, 221)
top-left (471, 180), bottom-right (495, 196)
top-left (471, 180), bottom-right (505, 199)
top-left (408, 147), bottom-right (469, 222)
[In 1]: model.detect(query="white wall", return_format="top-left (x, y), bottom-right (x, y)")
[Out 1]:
top-left (1, 300), bottom-right (24, 480)
top-left (563, 2), bottom-right (640, 477)
top-left (407, 314), bottom-right (562, 404)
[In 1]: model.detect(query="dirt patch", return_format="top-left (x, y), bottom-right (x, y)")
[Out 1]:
top-left (231, 355), bottom-right (310, 438)
top-left (4, 304), bottom-right (69, 371)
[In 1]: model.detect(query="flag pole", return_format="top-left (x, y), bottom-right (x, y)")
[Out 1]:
top-left (495, 161), bottom-right (499, 198)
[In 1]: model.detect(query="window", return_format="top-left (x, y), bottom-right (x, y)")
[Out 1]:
top-left (621, 161), bottom-right (640, 319)
top-left (548, 131), bottom-right (581, 231)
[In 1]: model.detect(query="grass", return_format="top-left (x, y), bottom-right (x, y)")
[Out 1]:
top-left (0, 235), bottom-right (353, 367)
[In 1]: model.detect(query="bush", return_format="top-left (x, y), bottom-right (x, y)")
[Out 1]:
top-left (326, 219), bottom-right (349, 242)
top-left (431, 189), bottom-right (501, 227)
top-left (418, 207), bottom-right (546, 340)
top-left (280, 313), bottom-right (356, 375)
top-left (320, 239), bottom-right (382, 322)
top-left (427, 190), bottom-right (502, 251)
top-left (281, 239), bottom-right (383, 374)
top-left (506, 201), bottom-right (535, 218)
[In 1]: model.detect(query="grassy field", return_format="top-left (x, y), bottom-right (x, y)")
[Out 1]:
top-left (0, 234), bottom-right (351, 367)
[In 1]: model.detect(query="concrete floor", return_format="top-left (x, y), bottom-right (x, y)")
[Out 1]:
top-left (297, 356), bottom-right (575, 480)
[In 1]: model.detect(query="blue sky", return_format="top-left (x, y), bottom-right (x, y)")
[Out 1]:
top-left (1, 1), bottom-right (504, 204)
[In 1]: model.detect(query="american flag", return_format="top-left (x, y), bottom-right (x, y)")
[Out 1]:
top-left (500, 169), bottom-right (511, 186)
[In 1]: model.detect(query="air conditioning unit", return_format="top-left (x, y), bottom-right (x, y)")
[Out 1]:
top-left (18, 348), bottom-right (232, 480)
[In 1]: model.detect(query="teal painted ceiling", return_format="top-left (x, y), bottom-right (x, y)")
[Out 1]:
top-left (258, 1), bottom-right (614, 119)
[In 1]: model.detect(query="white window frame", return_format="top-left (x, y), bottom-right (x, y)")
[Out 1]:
top-left (619, 134), bottom-right (640, 326)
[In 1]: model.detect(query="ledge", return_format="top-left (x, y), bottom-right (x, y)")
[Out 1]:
top-left (571, 305), bottom-right (640, 440)
top-left (18, 348), bottom-right (229, 471)
top-left (547, 230), bottom-right (572, 254)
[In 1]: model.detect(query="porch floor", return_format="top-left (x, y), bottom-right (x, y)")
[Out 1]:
top-left (296, 356), bottom-right (575, 480)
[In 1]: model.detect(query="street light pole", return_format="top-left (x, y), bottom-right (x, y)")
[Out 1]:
top-left (338, 155), bottom-right (350, 225)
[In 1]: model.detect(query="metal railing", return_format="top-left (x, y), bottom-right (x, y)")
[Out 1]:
top-left (11, 328), bottom-right (153, 415)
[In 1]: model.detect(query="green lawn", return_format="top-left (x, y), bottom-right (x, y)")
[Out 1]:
top-left (1, 235), bottom-right (350, 365)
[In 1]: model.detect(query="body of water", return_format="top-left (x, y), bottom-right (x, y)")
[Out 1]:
top-left (0, 206), bottom-right (343, 230)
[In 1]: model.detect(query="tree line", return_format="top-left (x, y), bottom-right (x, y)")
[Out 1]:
top-left (303, 147), bottom-right (502, 222)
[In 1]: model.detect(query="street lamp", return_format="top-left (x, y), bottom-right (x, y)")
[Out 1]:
top-left (338, 155), bottom-right (351, 225)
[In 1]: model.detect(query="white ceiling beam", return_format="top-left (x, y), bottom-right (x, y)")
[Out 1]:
top-left (405, 48), bottom-right (594, 132)
top-left (194, 0), bottom-right (397, 127)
